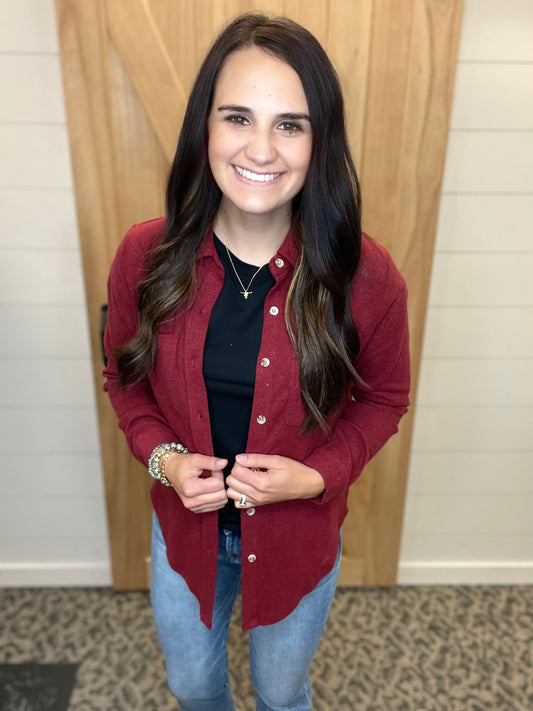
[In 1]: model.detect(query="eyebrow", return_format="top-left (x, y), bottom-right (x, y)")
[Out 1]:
top-left (217, 104), bottom-right (311, 122)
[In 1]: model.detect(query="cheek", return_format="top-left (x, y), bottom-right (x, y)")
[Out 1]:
top-left (295, 138), bottom-right (312, 171)
top-left (207, 129), bottom-right (221, 168)
top-left (293, 140), bottom-right (312, 182)
top-left (207, 124), bottom-right (228, 165)
top-left (208, 126), bottom-right (240, 162)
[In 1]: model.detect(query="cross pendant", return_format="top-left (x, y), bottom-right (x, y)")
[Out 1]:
top-left (241, 290), bottom-right (252, 299)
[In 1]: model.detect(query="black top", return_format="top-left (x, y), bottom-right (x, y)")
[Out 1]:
top-left (203, 234), bottom-right (275, 531)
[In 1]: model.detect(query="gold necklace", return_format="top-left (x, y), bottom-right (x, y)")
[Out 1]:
top-left (225, 245), bottom-right (264, 299)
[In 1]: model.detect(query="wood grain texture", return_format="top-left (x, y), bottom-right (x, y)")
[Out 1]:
top-left (55, 0), bottom-right (154, 588)
top-left (324, 0), bottom-right (373, 166)
top-left (56, 0), bottom-right (463, 589)
top-left (343, 0), bottom-right (464, 585)
top-left (106, 0), bottom-right (187, 161)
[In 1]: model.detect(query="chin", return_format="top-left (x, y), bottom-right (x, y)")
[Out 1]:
top-left (226, 193), bottom-right (290, 217)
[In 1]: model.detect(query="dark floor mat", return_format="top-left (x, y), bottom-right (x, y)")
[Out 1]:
top-left (0, 663), bottom-right (78, 711)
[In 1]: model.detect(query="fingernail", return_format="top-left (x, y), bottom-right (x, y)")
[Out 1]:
top-left (216, 458), bottom-right (227, 466)
top-left (236, 454), bottom-right (246, 464)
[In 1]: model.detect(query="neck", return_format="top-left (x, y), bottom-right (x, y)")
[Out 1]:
top-left (214, 202), bottom-right (291, 266)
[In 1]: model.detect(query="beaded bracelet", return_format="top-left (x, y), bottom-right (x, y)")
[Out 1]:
top-left (148, 442), bottom-right (189, 487)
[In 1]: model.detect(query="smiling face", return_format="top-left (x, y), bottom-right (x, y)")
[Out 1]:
top-left (207, 46), bottom-right (313, 222)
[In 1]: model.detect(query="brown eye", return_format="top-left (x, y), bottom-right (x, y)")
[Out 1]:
top-left (226, 114), bottom-right (249, 126)
top-left (279, 121), bottom-right (302, 134)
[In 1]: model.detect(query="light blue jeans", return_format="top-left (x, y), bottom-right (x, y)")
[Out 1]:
top-left (151, 514), bottom-right (341, 711)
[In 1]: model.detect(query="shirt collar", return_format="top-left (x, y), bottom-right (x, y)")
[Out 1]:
top-left (197, 223), bottom-right (300, 268)
top-left (197, 230), bottom-right (218, 263)
top-left (276, 223), bottom-right (300, 268)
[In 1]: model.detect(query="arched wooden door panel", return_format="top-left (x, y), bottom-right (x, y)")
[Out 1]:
top-left (56, 0), bottom-right (463, 588)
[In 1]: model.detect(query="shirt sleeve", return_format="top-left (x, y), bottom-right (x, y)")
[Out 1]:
top-left (102, 225), bottom-right (179, 466)
top-left (303, 264), bottom-right (410, 505)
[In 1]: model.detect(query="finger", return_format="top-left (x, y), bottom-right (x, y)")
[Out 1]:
top-left (227, 465), bottom-right (267, 490)
top-left (188, 454), bottom-right (228, 472)
top-left (199, 471), bottom-right (227, 494)
top-left (226, 485), bottom-right (257, 508)
top-left (200, 472), bottom-right (227, 491)
top-left (181, 474), bottom-right (226, 499)
top-left (190, 484), bottom-right (229, 512)
top-left (210, 469), bottom-right (226, 484)
top-left (179, 488), bottom-right (228, 511)
top-left (226, 472), bottom-right (256, 493)
top-left (165, 455), bottom-right (227, 488)
top-left (235, 453), bottom-right (278, 470)
top-left (189, 497), bottom-right (228, 513)
top-left (235, 494), bottom-right (252, 509)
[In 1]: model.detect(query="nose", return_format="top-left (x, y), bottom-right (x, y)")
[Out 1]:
top-left (245, 125), bottom-right (277, 165)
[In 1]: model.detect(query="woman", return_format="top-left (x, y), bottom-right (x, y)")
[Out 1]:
top-left (104, 12), bottom-right (410, 711)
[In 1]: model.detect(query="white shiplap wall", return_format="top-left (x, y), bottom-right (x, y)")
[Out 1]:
top-left (0, 0), bottom-right (531, 587)
top-left (398, 0), bottom-right (533, 584)
top-left (0, 0), bottom-right (110, 585)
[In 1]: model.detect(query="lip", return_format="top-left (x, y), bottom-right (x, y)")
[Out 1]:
top-left (232, 164), bottom-right (284, 185)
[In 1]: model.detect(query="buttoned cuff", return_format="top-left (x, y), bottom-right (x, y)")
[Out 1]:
top-left (303, 448), bottom-right (353, 506)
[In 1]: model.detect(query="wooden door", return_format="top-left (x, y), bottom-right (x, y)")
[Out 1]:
top-left (56, 0), bottom-right (463, 588)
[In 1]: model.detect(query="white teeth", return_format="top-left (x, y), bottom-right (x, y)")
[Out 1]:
top-left (234, 165), bottom-right (280, 182)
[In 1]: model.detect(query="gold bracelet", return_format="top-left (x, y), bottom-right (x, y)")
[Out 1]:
top-left (148, 442), bottom-right (189, 487)
top-left (160, 451), bottom-right (172, 486)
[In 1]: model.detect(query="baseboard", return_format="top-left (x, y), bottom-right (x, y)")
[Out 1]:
top-left (2, 561), bottom-right (531, 588)
top-left (145, 556), bottom-right (151, 588)
top-left (398, 561), bottom-right (533, 585)
top-left (0, 562), bottom-right (112, 587)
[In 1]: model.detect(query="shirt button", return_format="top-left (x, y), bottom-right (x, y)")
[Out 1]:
top-left (247, 507), bottom-right (256, 516)
top-left (248, 554), bottom-right (257, 563)
top-left (269, 306), bottom-right (279, 316)
top-left (260, 357), bottom-right (270, 367)
top-left (275, 258), bottom-right (284, 268)
top-left (256, 415), bottom-right (266, 425)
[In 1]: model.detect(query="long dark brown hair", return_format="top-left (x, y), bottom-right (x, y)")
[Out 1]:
top-left (115, 13), bottom-right (363, 433)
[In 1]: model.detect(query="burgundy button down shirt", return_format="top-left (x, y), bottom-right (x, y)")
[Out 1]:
top-left (103, 217), bottom-right (410, 630)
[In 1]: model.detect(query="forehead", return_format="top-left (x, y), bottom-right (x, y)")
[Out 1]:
top-left (213, 46), bottom-right (309, 110)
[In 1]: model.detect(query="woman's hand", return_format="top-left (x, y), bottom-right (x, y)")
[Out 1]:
top-left (226, 453), bottom-right (325, 509)
top-left (164, 453), bottom-right (228, 514)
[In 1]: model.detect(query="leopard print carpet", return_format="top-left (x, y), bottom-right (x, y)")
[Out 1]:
top-left (0, 585), bottom-right (531, 710)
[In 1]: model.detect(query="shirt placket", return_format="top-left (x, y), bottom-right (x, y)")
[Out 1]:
top-left (240, 253), bottom-right (291, 603)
